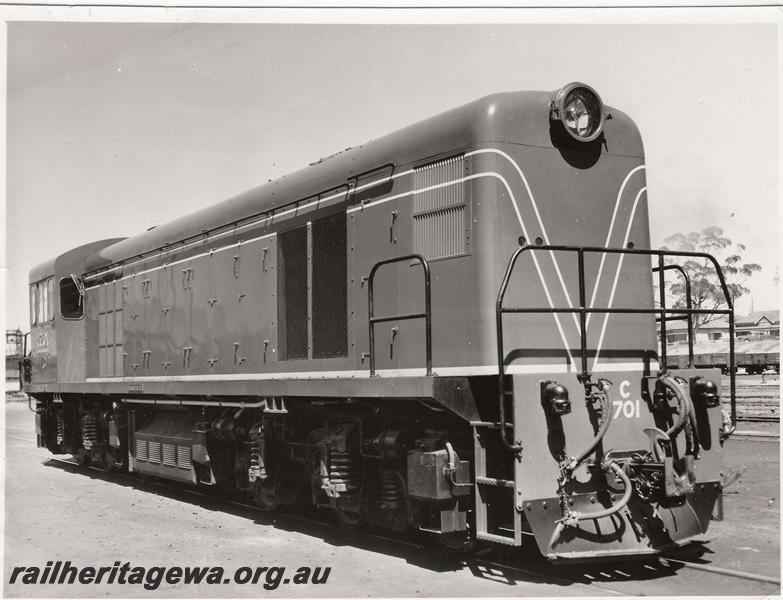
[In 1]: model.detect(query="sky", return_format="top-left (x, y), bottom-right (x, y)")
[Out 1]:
top-left (3, 13), bottom-right (780, 331)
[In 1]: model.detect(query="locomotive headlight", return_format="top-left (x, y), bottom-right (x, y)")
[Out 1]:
top-left (550, 82), bottom-right (605, 143)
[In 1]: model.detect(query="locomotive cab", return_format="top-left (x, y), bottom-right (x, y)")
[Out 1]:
top-left (27, 258), bottom-right (56, 385)
top-left (28, 239), bottom-right (126, 386)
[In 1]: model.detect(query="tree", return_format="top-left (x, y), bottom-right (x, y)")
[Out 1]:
top-left (660, 226), bottom-right (761, 331)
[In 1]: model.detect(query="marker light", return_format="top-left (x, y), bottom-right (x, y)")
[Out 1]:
top-left (550, 82), bottom-right (605, 143)
top-left (693, 378), bottom-right (720, 409)
top-left (541, 381), bottom-right (571, 416)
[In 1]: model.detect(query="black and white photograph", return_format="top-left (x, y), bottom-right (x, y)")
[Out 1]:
top-left (2, 4), bottom-right (780, 597)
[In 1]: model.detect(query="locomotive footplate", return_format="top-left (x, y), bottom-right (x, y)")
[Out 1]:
top-left (508, 368), bottom-right (725, 560)
top-left (524, 481), bottom-right (722, 561)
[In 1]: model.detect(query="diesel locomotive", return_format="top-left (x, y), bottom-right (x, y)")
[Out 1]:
top-left (23, 82), bottom-right (737, 562)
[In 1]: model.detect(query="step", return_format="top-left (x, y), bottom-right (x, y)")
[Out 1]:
top-left (476, 531), bottom-right (519, 546)
top-left (476, 476), bottom-right (514, 488)
top-left (470, 421), bottom-right (513, 429)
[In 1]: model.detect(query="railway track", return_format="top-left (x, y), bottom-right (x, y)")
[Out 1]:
top-left (736, 414), bottom-right (780, 423)
top-left (8, 436), bottom-right (779, 596)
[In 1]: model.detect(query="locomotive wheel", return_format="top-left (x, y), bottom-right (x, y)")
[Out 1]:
top-left (103, 446), bottom-right (126, 472)
top-left (433, 511), bottom-right (476, 553)
top-left (434, 530), bottom-right (476, 554)
top-left (332, 507), bottom-right (365, 530)
top-left (332, 498), bottom-right (367, 531)
top-left (74, 448), bottom-right (92, 468)
top-left (254, 488), bottom-right (281, 512)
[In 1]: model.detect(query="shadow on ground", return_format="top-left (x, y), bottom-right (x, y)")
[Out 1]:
top-left (42, 458), bottom-right (697, 589)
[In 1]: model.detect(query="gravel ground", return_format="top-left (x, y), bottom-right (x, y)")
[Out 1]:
top-left (695, 420), bottom-right (780, 576)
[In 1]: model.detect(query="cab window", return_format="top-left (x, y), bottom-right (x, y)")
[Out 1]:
top-left (30, 278), bottom-right (57, 324)
top-left (60, 275), bottom-right (84, 319)
top-left (29, 285), bottom-right (38, 325)
top-left (39, 281), bottom-right (47, 323)
top-left (46, 278), bottom-right (55, 321)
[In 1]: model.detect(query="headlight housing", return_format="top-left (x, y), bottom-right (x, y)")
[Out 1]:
top-left (550, 82), bottom-right (605, 143)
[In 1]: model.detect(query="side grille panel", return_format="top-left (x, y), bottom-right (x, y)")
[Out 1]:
top-left (147, 441), bottom-right (162, 464)
top-left (133, 412), bottom-right (194, 483)
top-left (177, 446), bottom-right (192, 470)
top-left (312, 212), bottom-right (348, 359)
top-left (162, 443), bottom-right (176, 467)
top-left (412, 155), bottom-right (469, 261)
top-left (136, 439), bottom-right (148, 461)
top-left (277, 225), bottom-right (309, 360)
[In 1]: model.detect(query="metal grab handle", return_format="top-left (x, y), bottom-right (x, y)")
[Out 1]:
top-left (367, 254), bottom-right (431, 376)
top-left (496, 245), bottom-right (528, 452)
top-left (653, 264), bottom-right (694, 367)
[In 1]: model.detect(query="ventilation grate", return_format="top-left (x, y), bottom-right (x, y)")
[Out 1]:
top-left (177, 446), bottom-right (192, 470)
top-left (412, 155), bottom-right (468, 260)
top-left (136, 439), bottom-right (148, 461)
top-left (162, 443), bottom-right (177, 467)
top-left (147, 441), bottom-right (162, 464)
top-left (312, 212), bottom-right (348, 359)
top-left (278, 225), bottom-right (309, 360)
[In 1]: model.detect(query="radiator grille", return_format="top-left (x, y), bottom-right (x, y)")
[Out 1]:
top-left (136, 437), bottom-right (192, 471)
top-left (277, 225), bottom-right (309, 360)
top-left (147, 441), bottom-right (162, 464)
top-left (312, 212), bottom-right (348, 359)
top-left (162, 443), bottom-right (177, 467)
top-left (413, 155), bottom-right (468, 260)
top-left (177, 445), bottom-right (192, 470)
top-left (136, 439), bottom-right (148, 461)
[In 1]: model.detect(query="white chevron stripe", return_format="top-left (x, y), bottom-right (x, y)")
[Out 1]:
top-left (467, 148), bottom-right (582, 336)
top-left (352, 169), bottom-right (577, 366)
top-left (587, 165), bottom-right (646, 328)
top-left (592, 187), bottom-right (647, 368)
top-left (85, 149), bottom-right (647, 370)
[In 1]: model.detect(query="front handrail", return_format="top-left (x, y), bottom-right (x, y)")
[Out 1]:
top-left (367, 254), bottom-right (432, 376)
top-left (496, 243), bottom-right (736, 452)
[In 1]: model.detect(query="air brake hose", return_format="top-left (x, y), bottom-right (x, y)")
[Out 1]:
top-left (548, 385), bottom-right (635, 552)
top-left (687, 407), bottom-right (700, 455)
top-left (659, 376), bottom-right (690, 438)
top-left (548, 460), bottom-right (633, 552)
top-left (659, 375), bottom-right (696, 455)
top-left (571, 461), bottom-right (632, 522)
top-left (561, 392), bottom-right (612, 473)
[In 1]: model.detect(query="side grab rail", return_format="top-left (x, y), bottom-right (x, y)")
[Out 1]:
top-left (495, 243), bottom-right (736, 451)
top-left (367, 254), bottom-right (432, 376)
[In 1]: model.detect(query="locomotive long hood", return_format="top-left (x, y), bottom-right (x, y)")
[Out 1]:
top-left (84, 90), bottom-right (643, 274)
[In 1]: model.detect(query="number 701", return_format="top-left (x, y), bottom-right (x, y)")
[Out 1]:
top-left (613, 399), bottom-right (641, 419)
